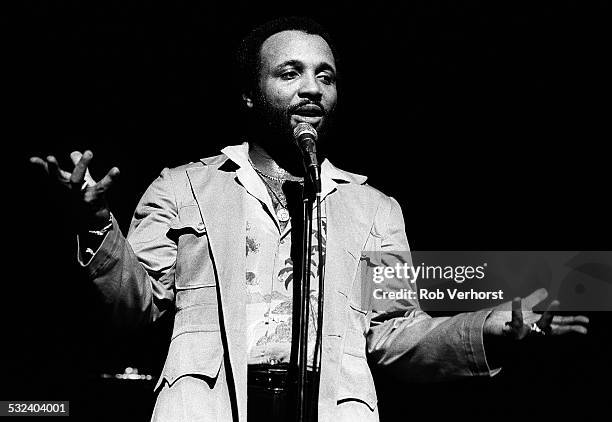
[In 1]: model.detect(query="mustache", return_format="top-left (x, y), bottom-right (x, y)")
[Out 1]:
top-left (287, 101), bottom-right (326, 115)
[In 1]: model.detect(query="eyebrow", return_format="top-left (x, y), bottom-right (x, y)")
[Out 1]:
top-left (274, 59), bottom-right (337, 74)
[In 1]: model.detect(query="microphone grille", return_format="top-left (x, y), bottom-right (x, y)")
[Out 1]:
top-left (293, 122), bottom-right (318, 141)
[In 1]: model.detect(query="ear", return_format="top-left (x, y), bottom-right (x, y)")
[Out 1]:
top-left (242, 93), bottom-right (254, 109)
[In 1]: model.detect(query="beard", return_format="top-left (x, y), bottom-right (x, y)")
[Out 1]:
top-left (245, 95), bottom-right (334, 175)
top-left (251, 93), bottom-right (335, 146)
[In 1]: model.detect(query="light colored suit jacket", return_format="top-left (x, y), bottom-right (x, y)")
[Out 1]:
top-left (83, 150), bottom-right (494, 421)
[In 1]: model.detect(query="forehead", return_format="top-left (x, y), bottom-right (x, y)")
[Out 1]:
top-left (259, 30), bottom-right (336, 71)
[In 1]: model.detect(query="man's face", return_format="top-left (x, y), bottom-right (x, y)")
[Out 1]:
top-left (247, 30), bottom-right (338, 140)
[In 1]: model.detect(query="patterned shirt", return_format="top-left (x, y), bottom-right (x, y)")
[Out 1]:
top-left (222, 143), bottom-right (326, 367)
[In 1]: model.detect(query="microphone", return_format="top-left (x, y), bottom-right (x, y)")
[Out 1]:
top-left (293, 122), bottom-right (321, 193)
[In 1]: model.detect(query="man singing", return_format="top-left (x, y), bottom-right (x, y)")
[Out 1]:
top-left (31, 17), bottom-right (588, 422)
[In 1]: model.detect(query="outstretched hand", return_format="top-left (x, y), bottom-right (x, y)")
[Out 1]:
top-left (30, 150), bottom-right (120, 230)
top-left (484, 288), bottom-right (589, 339)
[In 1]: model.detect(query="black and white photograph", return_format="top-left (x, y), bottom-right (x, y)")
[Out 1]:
top-left (6, 1), bottom-right (611, 421)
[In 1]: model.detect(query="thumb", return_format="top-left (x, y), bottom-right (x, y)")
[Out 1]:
top-left (523, 288), bottom-right (548, 310)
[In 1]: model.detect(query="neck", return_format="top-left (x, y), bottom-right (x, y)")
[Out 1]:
top-left (248, 141), bottom-right (305, 182)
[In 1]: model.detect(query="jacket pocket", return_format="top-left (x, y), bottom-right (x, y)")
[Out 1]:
top-left (167, 205), bottom-right (216, 289)
top-left (154, 328), bottom-right (224, 392)
top-left (336, 352), bottom-right (378, 411)
top-left (172, 303), bottom-right (220, 337)
top-left (175, 284), bottom-right (218, 313)
top-left (336, 315), bottom-right (377, 410)
top-left (168, 205), bottom-right (207, 236)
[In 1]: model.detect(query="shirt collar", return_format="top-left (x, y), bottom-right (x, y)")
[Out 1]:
top-left (220, 142), bottom-right (251, 170)
top-left (220, 142), bottom-right (368, 198)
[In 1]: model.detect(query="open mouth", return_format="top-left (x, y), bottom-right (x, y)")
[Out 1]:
top-left (292, 114), bottom-right (323, 126)
top-left (292, 104), bottom-right (324, 117)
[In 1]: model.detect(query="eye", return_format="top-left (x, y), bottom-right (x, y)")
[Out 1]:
top-left (318, 73), bottom-right (336, 85)
top-left (280, 70), bottom-right (299, 80)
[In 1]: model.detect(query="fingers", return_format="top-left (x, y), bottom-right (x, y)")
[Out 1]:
top-left (533, 301), bottom-right (589, 336)
top-left (71, 150), bottom-right (96, 188)
top-left (70, 151), bottom-right (83, 165)
top-left (511, 297), bottom-right (524, 327)
top-left (551, 324), bottom-right (588, 335)
top-left (32, 150), bottom-right (116, 190)
top-left (506, 297), bottom-right (531, 339)
top-left (498, 291), bottom-right (590, 339)
top-left (96, 167), bottom-right (120, 193)
top-left (70, 150), bottom-right (93, 188)
top-left (30, 156), bottom-right (71, 181)
top-left (550, 313), bottom-right (589, 335)
top-left (536, 300), bottom-right (559, 333)
top-left (30, 155), bottom-right (61, 178)
top-left (552, 315), bottom-right (590, 325)
top-left (70, 151), bottom-right (96, 187)
top-left (29, 156), bottom-right (48, 172)
top-left (46, 156), bottom-right (62, 179)
top-left (523, 288), bottom-right (549, 310)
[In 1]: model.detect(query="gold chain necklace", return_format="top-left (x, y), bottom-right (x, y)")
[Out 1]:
top-left (248, 157), bottom-right (288, 182)
top-left (248, 158), bottom-right (290, 223)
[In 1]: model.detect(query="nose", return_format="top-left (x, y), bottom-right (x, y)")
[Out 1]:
top-left (298, 72), bottom-right (322, 100)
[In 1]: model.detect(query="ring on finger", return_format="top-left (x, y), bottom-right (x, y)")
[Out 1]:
top-left (530, 322), bottom-right (547, 335)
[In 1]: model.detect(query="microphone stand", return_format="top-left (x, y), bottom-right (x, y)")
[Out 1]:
top-left (293, 170), bottom-right (325, 422)
top-left (295, 180), bottom-right (313, 422)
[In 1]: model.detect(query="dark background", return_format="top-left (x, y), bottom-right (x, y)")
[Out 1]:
top-left (6, 1), bottom-right (611, 421)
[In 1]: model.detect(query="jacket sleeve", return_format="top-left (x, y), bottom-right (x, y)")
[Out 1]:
top-left (79, 168), bottom-right (178, 329)
top-left (366, 196), bottom-right (497, 381)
